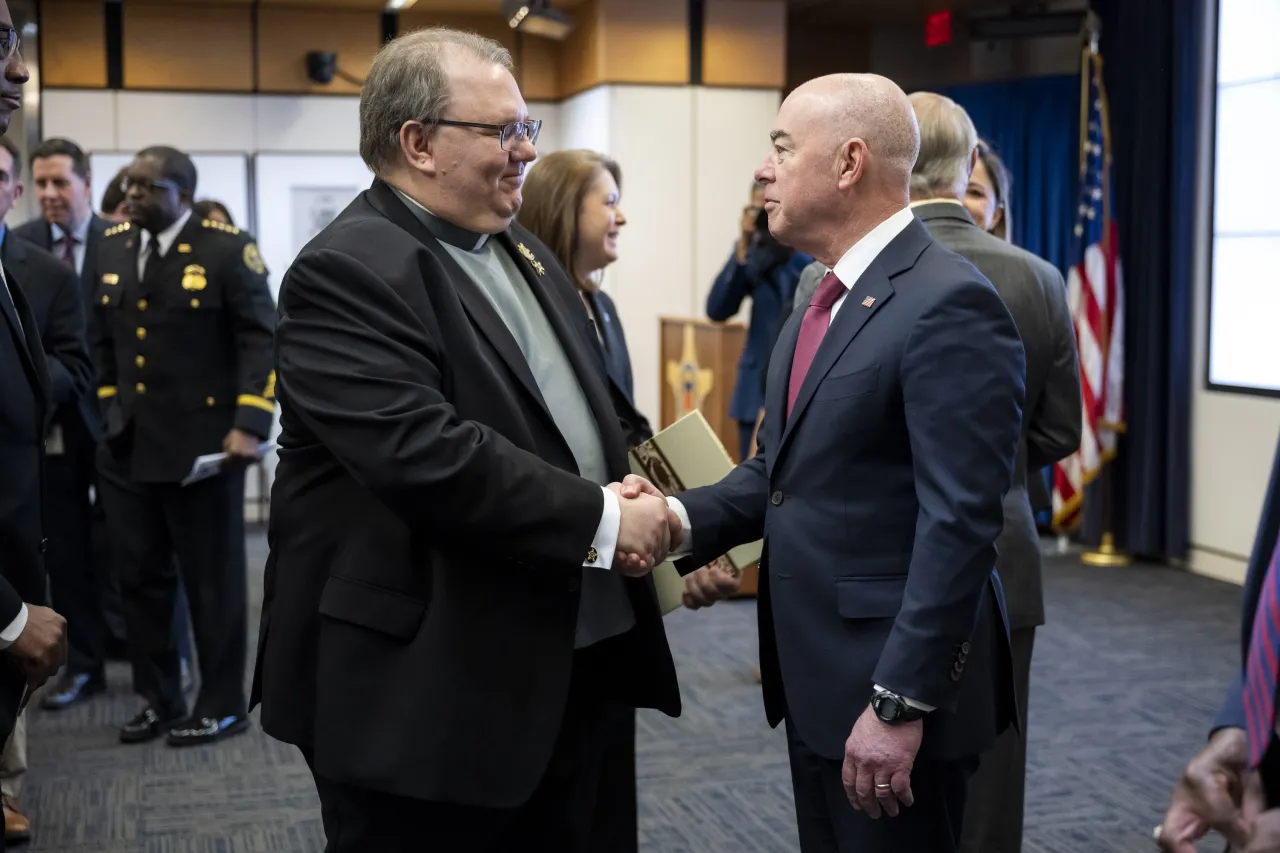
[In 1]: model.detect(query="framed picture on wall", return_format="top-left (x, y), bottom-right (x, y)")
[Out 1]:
top-left (252, 153), bottom-right (373, 299)
top-left (89, 151), bottom-right (252, 234)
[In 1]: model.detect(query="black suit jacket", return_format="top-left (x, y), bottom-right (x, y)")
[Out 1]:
top-left (581, 289), bottom-right (652, 448)
top-left (13, 214), bottom-right (110, 317)
top-left (253, 179), bottom-right (681, 807)
top-left (914, 202), bottom-right (1081, 630)
top-left (677, 217), bottom-right (1025, 762)
top-left (0, 259), bottom-right (52, 740)
top-left (1, 232), bottom-right (95, 444)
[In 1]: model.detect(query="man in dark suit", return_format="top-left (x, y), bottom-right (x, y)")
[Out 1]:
top-left (14, 136), bottom-right (130, 685)
top-left (658, 73), bottom-right (1025, 852)
top-left (904, 91), bottom-right (1082, 853)
top-left (0, 10), bottom-right (71, 849)
top-left (0, 138), bottom-right (108, 716)
top-left (1157, 434), bottom-right (1280, 852)
top-left (253, 28), bottom-right (682, 852)
top-left (95, 146), bottom-right (276, 747)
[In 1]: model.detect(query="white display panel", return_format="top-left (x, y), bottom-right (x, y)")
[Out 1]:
top-left (252, 154), bottom-right (373, 298)
top-left (88, 152), bottom-right (251, 234)
top-left (1207, 0), bottom-right (1280, 393)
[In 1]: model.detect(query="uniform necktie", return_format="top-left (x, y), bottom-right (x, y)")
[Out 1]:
top-left (1243, 531), bottom-right (1280, 766)
top-left (141, 233), bottom-right (158, 281)
top-left (59, 233), bottom-right (78, 270)
top-left (787, 272), bottom-right (846, 417)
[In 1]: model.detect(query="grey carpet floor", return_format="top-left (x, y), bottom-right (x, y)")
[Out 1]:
top-left (14, 534), bottom-right (1243, 852)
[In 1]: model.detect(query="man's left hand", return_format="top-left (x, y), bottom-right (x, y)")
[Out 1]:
top-left (1245, 808), bottom-right (1280, 852)
top-left (223, 429), bottom-right (262, 463)
top-left (842, 704), bottom-right (922, 819)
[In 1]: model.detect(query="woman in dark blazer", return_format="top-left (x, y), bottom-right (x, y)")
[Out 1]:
top-left (519, 149), bottom-right (647, 853)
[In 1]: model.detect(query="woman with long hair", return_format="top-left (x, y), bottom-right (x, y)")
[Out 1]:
top-left (520, 149), bottom-right (651, 448)
top-left (964, 139), bottom-right (1012, 242)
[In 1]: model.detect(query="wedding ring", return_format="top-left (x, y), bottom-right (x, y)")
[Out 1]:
top-left (874, 783), bottom-right (891, 788)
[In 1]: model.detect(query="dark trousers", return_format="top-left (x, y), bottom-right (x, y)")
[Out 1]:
top-left (96, 447), bottom-right (248, 720)
top-left (307, 647), bottom-right (635, 853)
top-left (590, 704), bottom-right (639, 853)
top-left (786, 721), bottom-right (978, 853)
top-left (44, 436), bottom-right (107, 678)
top-left (960, 626), bottom-right (1035, 853)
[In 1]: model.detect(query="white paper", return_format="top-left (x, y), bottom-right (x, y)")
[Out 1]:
top-left (181, 440), bottom-right (278, 487)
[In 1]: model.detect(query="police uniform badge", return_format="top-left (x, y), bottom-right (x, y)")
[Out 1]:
top-left (243, 243), bottom-right (266, 276)
top-left (182, 264), bottom-right (208, 291)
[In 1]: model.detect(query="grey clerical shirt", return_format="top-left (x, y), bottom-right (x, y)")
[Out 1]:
top-left (393, 189), bottom-right (635, 648)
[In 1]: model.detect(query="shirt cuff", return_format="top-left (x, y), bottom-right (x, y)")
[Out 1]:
top-left (666, 496), bottom-right (692, 558)
top-left (0, 604), bottom-right (29, 651)
top-left (874, 684), bottom-right (935, 713)
top-left (584, 486), bottom-right (620, 570)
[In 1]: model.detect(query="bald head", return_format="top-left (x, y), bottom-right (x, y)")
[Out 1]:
top-left (788, 73), bottom-right (920, 189)
top-left (754, 73), bottom-right (919, 264)
top-left (907, 91), bottom-right (978, 200)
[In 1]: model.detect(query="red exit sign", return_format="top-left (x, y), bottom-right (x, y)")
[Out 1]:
top-left (925, 10), bottom-right (953, 47)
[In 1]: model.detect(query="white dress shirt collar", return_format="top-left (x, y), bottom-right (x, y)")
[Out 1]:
top-left (143, 208), bottom-right (193, 257)
top-left (50, 214), bottom-right (92, 248)
top-left (829, 206), bottom-right (917, 293)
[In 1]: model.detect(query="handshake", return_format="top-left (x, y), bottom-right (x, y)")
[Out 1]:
top-left (609, 475), bottom-right (682, 577)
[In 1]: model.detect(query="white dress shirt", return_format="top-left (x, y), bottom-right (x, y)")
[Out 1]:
top-left (137, 209), bottom-right (193, 279)
top-left (666, 206), bottom-right (934, 710)
top-left (0, 260), bottom-right (29, 649)
top-left (51, 215), bottom-right (93, 278)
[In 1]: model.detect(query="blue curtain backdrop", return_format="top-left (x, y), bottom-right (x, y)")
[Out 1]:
top-left (936, 74), bottom-right (1079, 277)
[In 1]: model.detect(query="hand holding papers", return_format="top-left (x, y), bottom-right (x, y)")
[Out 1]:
top-left (182, 440), bottom-right (278, 486)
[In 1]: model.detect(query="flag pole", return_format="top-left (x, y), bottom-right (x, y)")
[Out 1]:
top-left (1078, 18), bottom-right (1131, 569)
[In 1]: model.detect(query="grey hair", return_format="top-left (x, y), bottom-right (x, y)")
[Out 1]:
top-left (906, 91), bottom-right (978, 199)
top-left (358, 27), bottom-right (513, 174)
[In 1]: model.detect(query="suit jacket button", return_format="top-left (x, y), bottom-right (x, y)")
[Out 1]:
top-left (39, 538), bottom-right (48, 554)
top-left (950, 668), bottom-right (962, 682)
top-left (771, 491), bottom-right (784, 506)
top-left (567, 576), bottom-right (580, 593)
top-left (960, 642), bottom-right (971, 654)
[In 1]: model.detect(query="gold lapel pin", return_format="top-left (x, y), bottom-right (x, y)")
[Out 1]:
top-left (516, 242), bottom-right (546, 276)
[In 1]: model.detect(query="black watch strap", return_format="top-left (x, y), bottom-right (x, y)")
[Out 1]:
top-left (872, 690), bottom-right (924, 724)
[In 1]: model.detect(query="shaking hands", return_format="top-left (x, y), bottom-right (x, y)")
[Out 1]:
top-left (609, 475), bottom-right (683, 577)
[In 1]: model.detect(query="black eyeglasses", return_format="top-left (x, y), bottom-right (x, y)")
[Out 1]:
top-left (120, 176), bottom-right (180, 195)
top-left (0, 27), bottom-right (19, 62)
top-left (430, 119), bottom-right (542, 152)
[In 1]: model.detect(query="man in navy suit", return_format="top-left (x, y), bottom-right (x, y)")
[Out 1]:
top-left (634, 73), bottom-right (1025, 852)
top-left (1157, 432), bottom-right (1280, 852)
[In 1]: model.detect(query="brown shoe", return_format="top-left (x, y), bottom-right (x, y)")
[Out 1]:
top-left (3, 795), bottom-right (31, 844)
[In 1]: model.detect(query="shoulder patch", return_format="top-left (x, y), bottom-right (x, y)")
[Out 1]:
top-left (203, 219), bottom-right (241, 236)
top-left (243, 242), bottom-right (266, 276)
top-left (104, 222), bottom-right (132, 238)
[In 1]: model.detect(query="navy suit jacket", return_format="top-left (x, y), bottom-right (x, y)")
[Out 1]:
top-left (581, 289), bottom-right (652, 448)
top-left (1216, 432), bottom-right (1280, 740)
top-left (677, 218), bottom-right (1025, 762)
top-left (707, 245), bottom-right (811, 423)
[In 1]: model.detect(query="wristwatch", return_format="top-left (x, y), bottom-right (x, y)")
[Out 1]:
top-left (871, 689), bottom-right (925, 724)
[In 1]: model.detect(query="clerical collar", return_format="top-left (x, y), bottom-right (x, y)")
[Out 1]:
top-left (392, 186), bottom-right (490, 252)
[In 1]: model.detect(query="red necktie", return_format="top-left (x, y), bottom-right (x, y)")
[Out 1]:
top-left (59, 234), bottom-right (77, 270)
top-left (1244, 531), bottom-right (1280, 766)
top-left (787, 272), bottom-right (847, 417)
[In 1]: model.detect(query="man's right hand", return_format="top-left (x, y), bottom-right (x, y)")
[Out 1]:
top-left (1157, 727), bottom-right (1259, 852)
top-left (612, 487), bottom-right (672, 577)
top-left (9, 605), bottom-right (68, 688)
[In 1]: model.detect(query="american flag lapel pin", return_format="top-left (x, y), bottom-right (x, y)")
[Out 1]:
top-left (861, 296), bottom-right (876, 308)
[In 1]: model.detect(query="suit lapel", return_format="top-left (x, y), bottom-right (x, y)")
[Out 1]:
top-left (366, 183), bottom-right (565, 444)
top-left (495, 229), bottom-right (630, 473)
top-left (0, 261), bottom-right (51, 417)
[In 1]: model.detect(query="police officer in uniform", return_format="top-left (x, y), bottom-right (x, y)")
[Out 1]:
top-left (94, 146), bottom-right (275, 746)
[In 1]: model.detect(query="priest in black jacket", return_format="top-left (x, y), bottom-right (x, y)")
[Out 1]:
top-left (253, 27), bottom-right (682, 852)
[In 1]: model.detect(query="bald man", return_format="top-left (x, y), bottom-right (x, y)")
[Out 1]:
top-left (645, 74), bottom-right (1025, 851)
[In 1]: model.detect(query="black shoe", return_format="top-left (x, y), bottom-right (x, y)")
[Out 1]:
top-left (39, 672), bottom-right (106, 711)
top-left (120, 707), bottom-right (185, 744)
top-left (166, 714), bottom-right (250, 747)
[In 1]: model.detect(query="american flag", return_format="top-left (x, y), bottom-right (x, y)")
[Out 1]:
top-left (1052, 44), bottom-right (1125, 531)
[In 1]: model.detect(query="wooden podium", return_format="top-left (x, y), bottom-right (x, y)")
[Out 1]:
top-left (658, 317), bottom-right (758, 597)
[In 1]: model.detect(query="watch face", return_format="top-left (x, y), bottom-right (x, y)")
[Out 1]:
top-left (874, 694), bottom-right (900, 721)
